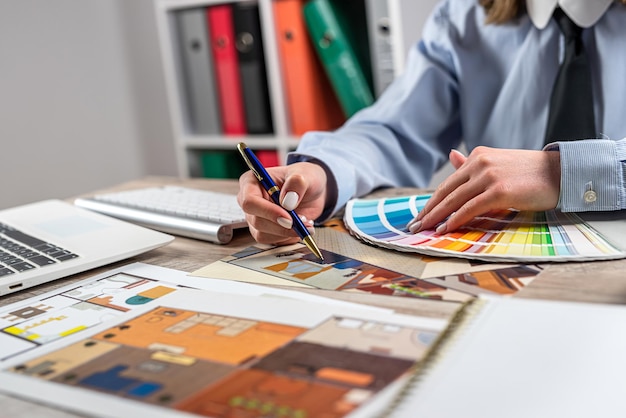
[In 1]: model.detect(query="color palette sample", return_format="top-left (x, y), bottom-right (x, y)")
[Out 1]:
top-left (345, 195), bottom-right (625, 262)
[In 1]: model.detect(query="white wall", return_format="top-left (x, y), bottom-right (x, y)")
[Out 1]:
top-left (0, 0), bottom-right (176, 210)
top-left (118, 0), bottom-right (178, 177)
top-left (390, 0), bottom-right (439, 79)
top-left (389, 0), bottom-right (453, 188)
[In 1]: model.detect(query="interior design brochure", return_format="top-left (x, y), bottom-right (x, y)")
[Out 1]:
top-left (0, 263), bottom-right (388, 365)
top-left (0, 283), bottom-right (445, 418)
top-left (192, 225), bottom-right (543, 303)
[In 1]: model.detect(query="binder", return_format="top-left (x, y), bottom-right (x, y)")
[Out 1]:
top-left (255, 149), bottom-right (280, 167)
top-left (303, 0), bottom-right (374, 118)
top-left (232, 2), bottom-right (273, 134)
top-left (200, 150), bottom-right (248, 178)
top-left (382, 295), bottom-right (626, 417)
top-left (175, 8), bottom-right (221, 135)
top-left (273, 0), bottom-right (344, 135)
top-left (364, 0), bottom-right (395, 97)
top-left (206, 4), bottom-right (247, 135)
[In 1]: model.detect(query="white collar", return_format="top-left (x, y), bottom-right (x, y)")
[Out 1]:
top-left (526, 0), bottom-right (613, 29)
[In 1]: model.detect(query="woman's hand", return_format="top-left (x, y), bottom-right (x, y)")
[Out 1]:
top-left (237, 162), bottom-right (328, 245)
top-left (408, 146), bottom-right (561, 234)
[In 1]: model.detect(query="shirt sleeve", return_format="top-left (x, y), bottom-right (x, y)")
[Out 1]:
top-left (546, 139), bottom-right (626, 212)
top-left (287, 0), bottom-right (463, 221)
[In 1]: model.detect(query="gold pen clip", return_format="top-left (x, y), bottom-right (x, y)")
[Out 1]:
top-left (237, 142), bottom-right (263, 182)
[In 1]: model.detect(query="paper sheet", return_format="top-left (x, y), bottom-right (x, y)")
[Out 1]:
top-left (385, 296), bottom-right (626, 418)
top-left (0, 263), bottom-right (389, 364)
top-left (192, 226), bottom-right (543, 302)
top-left (0, 283), bottom-right (446, 418)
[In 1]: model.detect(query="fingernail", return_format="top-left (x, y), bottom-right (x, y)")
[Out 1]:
top-left (277, 217), bottom-right (293, 229)
top-left (408, 220), bottom-right (421, 233)
top-left (299, 215), bottom-right (314, 233)
top-left (281, 191), bottom-right (299, 211)
top-left (435, 223), bottom-right (447, 234)
top-left (450, 148), bottom-right (465, 157)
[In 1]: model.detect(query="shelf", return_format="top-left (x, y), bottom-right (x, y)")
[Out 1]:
top-left (180, 135), bottom-right (300, 149)
top-left (155, 0), bottom-right (434, 178)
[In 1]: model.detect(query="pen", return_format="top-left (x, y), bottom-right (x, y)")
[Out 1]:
top-left (237, 142), bottom-right (324, 261)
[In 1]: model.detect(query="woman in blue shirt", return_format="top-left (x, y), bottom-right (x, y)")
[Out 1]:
top-left (238, 0), bottom-right (626, 246)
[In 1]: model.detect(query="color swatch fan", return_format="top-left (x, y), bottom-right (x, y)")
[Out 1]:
top-left (344, 194), bottom-right (626, 262)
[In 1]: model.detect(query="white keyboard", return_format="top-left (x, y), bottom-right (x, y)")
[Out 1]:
top-left (74, 186), bottom-right (247, 244)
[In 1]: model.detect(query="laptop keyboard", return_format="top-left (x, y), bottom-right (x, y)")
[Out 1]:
top-left (74, 186), bottom-right (248, 244)
top-left (0, 223), bottom-right (79, 277)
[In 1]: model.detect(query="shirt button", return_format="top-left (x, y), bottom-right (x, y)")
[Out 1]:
top-left (584, 190), bottom-right (597, 203)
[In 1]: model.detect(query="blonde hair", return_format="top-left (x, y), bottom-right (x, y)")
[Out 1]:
top-left (479, 0), bottom-right (524, 24)
top-left (480, 0), bottom-right (625, 24)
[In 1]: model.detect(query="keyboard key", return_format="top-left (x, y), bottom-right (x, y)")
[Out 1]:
top-left (11, 261), bottom-right (36, 272)
top-left (27, 255), bottom-right (57, 267)
top-left (0, 224), bottom-right (78, 275)
top-left (0, 253), bottom-right (14, 262)
top-left (2, 229), bottom-right (47, 248)
top-left (56, 253), bottom-right (79, 262)
top-left (38, 247), bottom-right (78, 261)
top-left (3, 257), bottom-right (23, 266)
top-left (0, 267), bottom-right (14, 277)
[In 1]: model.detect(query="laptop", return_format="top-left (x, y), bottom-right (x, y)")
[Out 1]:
top-left (0, 199), bottom-right (174, 296)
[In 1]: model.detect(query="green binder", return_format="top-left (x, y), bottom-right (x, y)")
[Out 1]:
top-left (304, 0), bottom-right (374, 118)
top-left (200, 151), bottom-right (248, 179)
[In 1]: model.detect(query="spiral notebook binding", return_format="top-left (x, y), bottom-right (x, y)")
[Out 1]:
top-left (378, 296), bottom-right (488, 417)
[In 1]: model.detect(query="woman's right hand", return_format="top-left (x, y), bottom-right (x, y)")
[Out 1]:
top-left (237, 161), bottom-right (328, 245)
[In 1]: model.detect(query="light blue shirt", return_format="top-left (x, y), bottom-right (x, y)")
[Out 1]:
top-left (288, 0), bottom-right (626, 220)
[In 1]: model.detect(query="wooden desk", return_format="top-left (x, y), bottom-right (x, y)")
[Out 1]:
top-left (0, 177), bottom-right (463, 318)
top-left (2, 176), bottom-right (626, 417)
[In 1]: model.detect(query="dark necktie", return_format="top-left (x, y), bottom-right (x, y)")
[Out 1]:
top-left (544, 8), bottom-right (596, 144)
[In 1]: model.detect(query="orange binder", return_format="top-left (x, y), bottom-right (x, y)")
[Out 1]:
top-left (273, 0), bottom-right (345, 136)
top-left (207, 4), bottom-right (246, 135)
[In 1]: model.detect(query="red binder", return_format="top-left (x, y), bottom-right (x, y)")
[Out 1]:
top-left (273, 0), bottom-right (345, 136)
top-left (207, 4), bottom-right (246, 135)
top-left (256, 150), bottom-right (281, 167)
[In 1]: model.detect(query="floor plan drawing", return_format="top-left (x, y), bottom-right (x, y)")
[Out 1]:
top-left (1, 288), bottom-right (444, 418)
top-left (0, 270), bottom-right (183, 361)
top-left (216, 244), bottom-right (541, 302)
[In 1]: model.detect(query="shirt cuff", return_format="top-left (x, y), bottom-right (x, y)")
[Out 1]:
top-left (546, 139), bottom-right (622, 212)
top-left (286, 153), bottom-right (345, 223)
